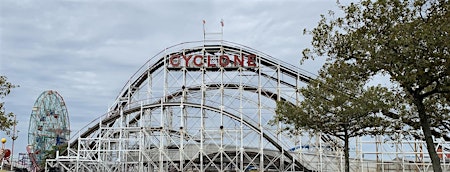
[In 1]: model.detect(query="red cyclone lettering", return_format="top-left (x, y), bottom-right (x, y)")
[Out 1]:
top-left (182, 55), bottom-right (192, 67)
top-left (219, 55), bottom-right (230, 67)
top-left (170, 54), bottom-right (255, 68)
top-left (170, 55), bottom-right (180, 67)
top-left (234, 55), bottom-right (243, 67)
top-left (247, 54), bottom-right (256, 67)
top-left (193, 55), bottom-right (203, 67)
top-left (207, 55), bottom-right (216, 67)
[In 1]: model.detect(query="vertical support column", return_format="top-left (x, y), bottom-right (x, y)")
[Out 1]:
top-left (395, 133), bottom-right (399, 172)
top-left (239, 67), bottom-right (244, 170)
top-left (296, 69), bottom-right (303, 170)
top-left (276, 63), bottom-right (284, 170)
top-left (183, 67), bottom-right (187, 129)
top-left (75, 136), bottom-right (79, 172)
top-left (139, 103), bottom-right (144, 172)
top-left (179, 67), bottom-right (187, 172)
top-left (159, 48), bottom-right (168, 172)
top-left (118, 108), bottom-right (124, 170)
top-left (276, 64), bottom-right (281, 143)
top-left (159, 98), bottom-right (164, 172)
top-left (126, 79), bottom-right (131, 110)
top-left (98, 117), bottom-right (103, 172)
top-left (146, 58), bottom-right (153, 128)
top-left (376, 135), bottom-right (380, 171)
top-left (179, 122), bottom-right (184, 172)
top-left (220, 66), bottom-right (225, 171)
top-left (318, 133), bottom-right (323, 171)
top-left (147, 61), bottom-right (152, 106)
top-left (199, 67), bottom-right (206, 172)
top-left (356, 136), bottom-right (362, 172)
top-left (258, 55), bottom-right (264, 171)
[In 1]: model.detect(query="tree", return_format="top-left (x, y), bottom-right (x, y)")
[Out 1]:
top-left (300, 0), bottom-right (450, 171)
top-left (275, 62), bottom-right (397, 172)
top-left (0, 76), bottom-right (18, 133)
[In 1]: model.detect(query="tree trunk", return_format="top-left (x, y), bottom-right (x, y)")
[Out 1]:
top-left (344, 129), bottom-right (350, 172)
top-left (414, 98), bottom-right (442, 172)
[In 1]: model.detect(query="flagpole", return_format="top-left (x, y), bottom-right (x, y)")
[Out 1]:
top-left (220, 19), bottom-right (224, 44)
top-left (202, 20), bottom-right (206, 42)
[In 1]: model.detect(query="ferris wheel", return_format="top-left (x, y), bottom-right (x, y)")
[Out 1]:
top-left (28, 90), bottom-right (70, 163)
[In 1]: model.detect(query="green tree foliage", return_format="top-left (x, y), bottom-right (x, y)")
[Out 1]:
top-left (275, 62), bottom-right (397, 172)
top-left (299, 0), bottom-right (449, 171)
top-left (0, 76), bottom-right (18, 133)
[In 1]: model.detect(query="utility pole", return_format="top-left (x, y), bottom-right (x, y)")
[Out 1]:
top-left (10, 114), bottom-right (18, 171)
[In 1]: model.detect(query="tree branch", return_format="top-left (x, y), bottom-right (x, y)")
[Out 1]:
top-left (381, 110), bottom-right (450, 141)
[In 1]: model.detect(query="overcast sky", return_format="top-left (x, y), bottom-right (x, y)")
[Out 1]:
top-left (0, 0), bottom-right (355, 158)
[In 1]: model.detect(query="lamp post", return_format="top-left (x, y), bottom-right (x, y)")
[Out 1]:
top-left (10, 114), bottom-right (18, 171)
top-left (1, 137), bottom-right (6, 170)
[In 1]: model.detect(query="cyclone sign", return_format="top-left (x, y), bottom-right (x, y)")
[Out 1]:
top-left (168, 54), bottom-right (257, 68)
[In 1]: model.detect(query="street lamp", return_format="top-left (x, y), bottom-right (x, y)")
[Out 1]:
top-left (10, 114), bottom-right (18, 171)
top-left (1, 138), bottom-right (5, 148)
top-left (1, 137), bottom-right (6, 170)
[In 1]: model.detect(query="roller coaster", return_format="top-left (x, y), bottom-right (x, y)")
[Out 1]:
top-left (45, 39), bottom-right (450, 172)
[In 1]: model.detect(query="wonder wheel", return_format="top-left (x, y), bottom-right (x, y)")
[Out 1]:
top-left (28, 90), bottom-right (70, 163)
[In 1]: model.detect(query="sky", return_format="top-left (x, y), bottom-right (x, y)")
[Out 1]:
top-left (0, 0), bottom-right (355, 159)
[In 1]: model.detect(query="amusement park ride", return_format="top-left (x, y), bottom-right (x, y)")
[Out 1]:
top-left (3, 21), bottom-right (443, 172)
top-left (27, 90), bottom-right (70, 171)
